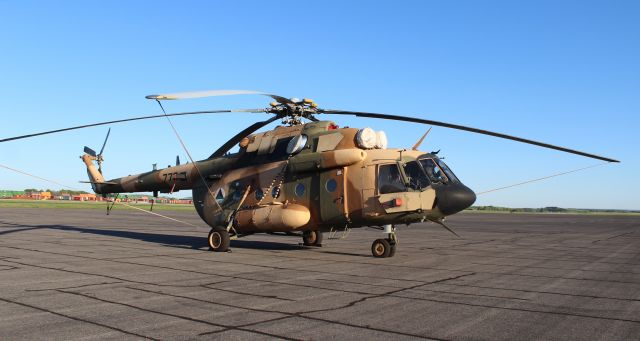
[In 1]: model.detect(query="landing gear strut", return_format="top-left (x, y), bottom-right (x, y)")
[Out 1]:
top-left (371, 224), bottom-right (397, 258)
top-left (303, 230), bottom-right (323, 246)
top-left (208, 228), bottom-right (230, 252)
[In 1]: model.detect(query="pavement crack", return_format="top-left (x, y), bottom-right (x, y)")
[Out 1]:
top-left (25, 281), bottom-right (123, 292)
top-left (0, 296), bottom-right (156, 340)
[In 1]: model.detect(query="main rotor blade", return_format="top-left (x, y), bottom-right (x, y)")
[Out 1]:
top-left (145, 89), bottom-right (293, 105)
top-left (209, 115), bottom-right (282, 159)
top-left (322, 109), bottom-right (619, 163)
top-left (435, 220), bottom-right (462, 239)
top-left (0, 109), bottom-right (266, 143)
top-left (98, 128), bottom-right (111, 156)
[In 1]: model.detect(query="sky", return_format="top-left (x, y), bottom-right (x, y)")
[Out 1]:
top-left (0, 1), bottom-right (638, 209)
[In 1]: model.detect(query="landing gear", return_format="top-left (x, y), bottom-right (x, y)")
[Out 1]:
top-left (371, 224), bottom-right (397, 258)
top-left (208, 228), bottom-right (230, 252)
top-left (371, 239), bottom-right (391, 257)
top-left (303, 230), bottom-right (323, 246)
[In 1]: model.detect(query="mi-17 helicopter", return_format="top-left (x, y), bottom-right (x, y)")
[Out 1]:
top-left (0, 90), bottom-right (619, 258)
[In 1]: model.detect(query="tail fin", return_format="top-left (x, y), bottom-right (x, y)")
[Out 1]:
top-left (81, 153), bottom-right (106, 193)
top-left (80, 129), bottom-right (112, 194)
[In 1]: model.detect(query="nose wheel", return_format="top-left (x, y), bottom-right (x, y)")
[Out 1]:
top-left (371, 225), bottom-right (397, 258)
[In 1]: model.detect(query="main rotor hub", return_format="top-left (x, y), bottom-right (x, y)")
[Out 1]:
top-left (268, 98), bottom-right (319, 126)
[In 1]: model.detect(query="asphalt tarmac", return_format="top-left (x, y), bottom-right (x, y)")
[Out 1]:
top-left (0, 207), bottom-right (639, 340)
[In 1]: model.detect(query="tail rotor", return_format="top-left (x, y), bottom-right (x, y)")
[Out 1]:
top-left (83, 128), bottom-right (111, 173)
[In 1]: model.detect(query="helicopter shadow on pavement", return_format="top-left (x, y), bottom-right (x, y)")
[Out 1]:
top-left (0, 221), bottom-right (304, 251)
top-left (54, 226), bottom-right (305, 251)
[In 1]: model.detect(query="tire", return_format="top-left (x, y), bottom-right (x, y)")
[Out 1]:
top-left (371, 238), bottom-right (391, 258)
top-left (208, 228), bottom-right (230, 252)
top-left (303, 230), bottom-right (323, 246)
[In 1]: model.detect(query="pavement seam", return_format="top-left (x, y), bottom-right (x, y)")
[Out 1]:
top-left (0, 296), bottom-right (156, 340)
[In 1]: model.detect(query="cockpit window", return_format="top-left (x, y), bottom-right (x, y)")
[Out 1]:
top-left (419, 158), bottom-right (447, 183)
top-left (436, 159), bottom-right (459, 183)
top-left (403, 161), bottom-right (430, 190)
top-left (419, 158), bottom-right (460, 184)
top-left (378, 164), bottom-right (406, 194)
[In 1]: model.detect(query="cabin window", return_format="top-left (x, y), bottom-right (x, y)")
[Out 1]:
top-left (325, 178), bottom-right (337, 192)
top-left (231, 182), bottom-right (244, 201)
top-left (255, 188), bottom-right (264, 201)
top-left (295, 183), bottom-right (306, 196)
top-left (378, 164), bottom-right (406, 194)
top-left (272, 186), bottom-right (281, 199)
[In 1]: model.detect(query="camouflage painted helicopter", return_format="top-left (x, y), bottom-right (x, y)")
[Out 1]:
top-left (0, 90), bottom-right (619, 257)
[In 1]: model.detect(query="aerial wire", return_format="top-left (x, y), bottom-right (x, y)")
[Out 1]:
top-left (155, 100), bottom-right (222, 212)
top-left (0, 163), bottom-right (76, 190)
top-left (476, 162), bottom-right (609, 195)
top-left (0, 162), bottom-right (203, 229)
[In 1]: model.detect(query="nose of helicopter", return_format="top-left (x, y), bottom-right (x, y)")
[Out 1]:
top-left (435, 184), bottom-right (476, 216)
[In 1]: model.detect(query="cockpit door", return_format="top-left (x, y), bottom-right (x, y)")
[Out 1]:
top-left (362, 163), bottom-right (407, 217)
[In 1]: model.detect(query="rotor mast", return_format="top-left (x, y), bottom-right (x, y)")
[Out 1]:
top-left (267, 98), bottom-right (319, 126)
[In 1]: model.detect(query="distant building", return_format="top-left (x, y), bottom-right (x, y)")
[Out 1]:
top-left (29, 191), bottom-right (52, 200)
top-left (73, 193), bottom-right (97, 201)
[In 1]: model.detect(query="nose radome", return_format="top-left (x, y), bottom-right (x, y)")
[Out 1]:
top-left (436, 184), bottom-right (476, 216)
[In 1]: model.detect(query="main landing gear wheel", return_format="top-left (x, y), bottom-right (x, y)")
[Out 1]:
top-left (303, 230), bottom-right (323, 246)
top-left (371, 239), bottom-right (392, 258)
top-left (208, 228), bottom-right (230, 252)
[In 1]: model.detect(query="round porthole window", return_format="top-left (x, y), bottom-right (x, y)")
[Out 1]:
top-left (295, 183), bottom-right (305, 196)
top-left (272, 186), bottom-right (281, 199)
top-left (231, 182), bottom-right (244, 201)
top-left (325, 179), bottom-right (337, 192)
top-left (255, 188), bottom-right (264, 201)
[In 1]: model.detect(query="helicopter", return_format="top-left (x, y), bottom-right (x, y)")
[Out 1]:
top-left (0, 90), bottom-right (619, 258)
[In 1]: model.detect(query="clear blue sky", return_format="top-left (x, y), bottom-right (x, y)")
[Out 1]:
top-left (1, 1), bottom-right (638, 209)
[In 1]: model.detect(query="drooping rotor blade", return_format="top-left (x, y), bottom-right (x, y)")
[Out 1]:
top-left (209, 115), bottom-right (282, 159)
top-left (98, 128), bottom-right (111, 156)
top-left (145, 89), bottom-right (294, 105)
top-left (83, 146), bottom-right (96, 157)
top-left (435, 220), bottom-right (462, 239)
top-left (0, 109), bottom-right (266, 143)
top-left (322, 109), bottom-right (619, 163)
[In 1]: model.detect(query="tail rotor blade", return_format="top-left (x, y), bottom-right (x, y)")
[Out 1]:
top-left (98, 128), bottom-right (111, 156)
top-left (84, 146), bottom-right (96, 157)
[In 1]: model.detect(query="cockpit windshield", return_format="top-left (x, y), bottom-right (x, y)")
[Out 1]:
top-left (435, 159), bottom-right (460, 183)
top-left (418, 157), bottom-right (460, 184)
top-left (419, 158), bottom-right (445, 183)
